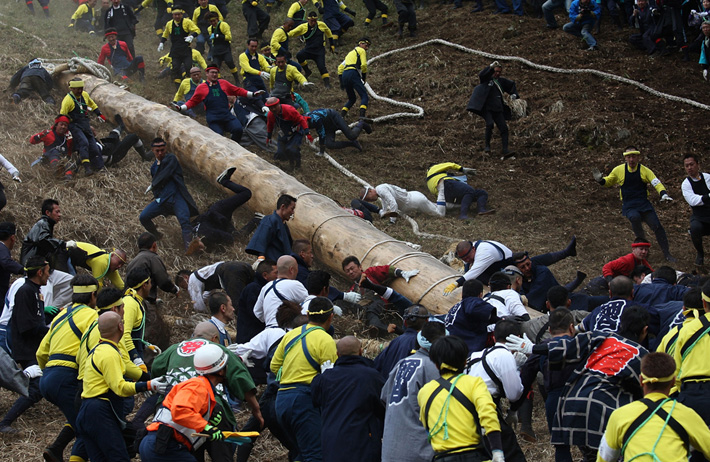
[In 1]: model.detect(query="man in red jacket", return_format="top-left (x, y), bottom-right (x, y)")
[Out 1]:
top-left (265, 96), bottom-right (312, 171)
top-left (98, 28), bottom-right (145, 81)
top-left (28, 115), bottom-right (76, 180)
top-left (177, 64), bottom-right (264, 143)
top-left (602, 238), bottom-right (653, 283)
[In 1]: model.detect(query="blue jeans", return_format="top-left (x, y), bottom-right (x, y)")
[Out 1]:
top-left (139, 430), bottom-right (197, 462)
top-left (0, 324), bottom-right (10, 355)
top-left (542, 0), bottom-right (571, 26)
top-left (207, 115), bottom-right (244, 142)
top-left (443, 179), bottom-right (488, 219)
top-left (563, 21), bottom-right (596, 46)
top-left (76, 398), bottom-right (130, 462)
top-left (139, 197), bottom-right (193, 249)
top-left (275, 385), bottom-right (322, 462)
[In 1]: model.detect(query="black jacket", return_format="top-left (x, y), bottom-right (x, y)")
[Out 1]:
top-left (466, 66), bottom-right (518, 120)
top-left (9, 66), bottom-right (53, 91)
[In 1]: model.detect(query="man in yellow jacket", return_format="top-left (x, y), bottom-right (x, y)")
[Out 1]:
top-left (66, 240), bottom-right (127, 290)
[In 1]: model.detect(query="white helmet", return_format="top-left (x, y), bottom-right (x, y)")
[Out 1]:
top-left (194, 343), bottom-right (228, 375)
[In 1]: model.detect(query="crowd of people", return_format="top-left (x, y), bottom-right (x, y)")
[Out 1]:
top-left (2, 0), bottom-right (710, 461)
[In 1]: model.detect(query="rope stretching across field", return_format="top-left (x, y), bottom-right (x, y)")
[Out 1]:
top-left (313, 37), bottom-right (710, 242)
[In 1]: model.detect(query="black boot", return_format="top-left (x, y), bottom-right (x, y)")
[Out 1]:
top-left (323, 76), bottom-right (331, 88)
top-left (397, 23), bottom-right (404, 38)
top-left (359, 107), bottom-right (367, 118)
top-left (43, 424), bottom-right (75, 462)
top-left (564, 235), bottom-right (577, 257)
top-left (114, 113), bottom-right (127, 133)
top-left (83, 163), bottom-right (94, 177)
top-left (303, 65), bottom-right (312, 78)
top-left (682, 45), bottom-right (690, 61)
top-left (341, 108), bottom-right (348, 118)
top-left (564, 270), bottom-right (587, 292)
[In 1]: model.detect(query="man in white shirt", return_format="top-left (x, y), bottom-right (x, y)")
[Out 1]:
top-left (358, 184), bottom-right (444, 224)
top-left (444, 240), bottom-right (513, 295)
top-left (253, 255), bottom-right (308, 328)
top-left (482, 271), bottom-right (530, 331)
top-left (468, 320), bottom-right (526, 462)
top-left (177, 260), bottom-right (254, 313)
top-left (681, 153), bottom-right (710, 266)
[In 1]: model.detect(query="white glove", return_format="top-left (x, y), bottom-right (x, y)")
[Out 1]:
top-left (12, 175), bottom-right (21, 183)
top-left (401, 269), bottom-right (419, 283)
top-left (343, 291), bottom-right (361, 303)
top-left (490, 60), bottom-right (501, 68)
top-left (260, 71), bottom-right (270, 80)
top-left (333, 305), bottom-right (343, 316)
top-left (491, 449), bottom-right (505, 462)
top-left (301, 81), bottom-right (315, 88)
top-left (691, 9), bottom-right (697, 14)
top-left (320, 360), bottom-right (334, 373)
top-left (145, 184), bottom-right (152, 194)
top-left (513, 351), bottom-right (528, 368)
top-left (461, 167), bottom-right (476, 175)
top-left (510, 94), bottom-right (518, 100)
top-left (505, 333), bottom-right (534, 355)
top-left (133, 357), bottom-right (146, 368)
top-left (660, 194), bottom-right (673, 202)
top-left (261, 106), bottom-right (269, 115)
top-left (157, 42), bottom-right (164, 52)
top-left (147, 344), bottom-right (162, 355)
top-left (179, 104), bottom-right (187, 113)
top-left (184, 35), bottom-right (194, 43)
top-left (240, 349), bottom-right (255, 367)
top-left (23, 365), bottom-right (42, 379)
top-left (252, 256), bottom-right (265, 271)
top-left (704, 69), bottom-right (708, 81)
top-left (592, 168), bottom-right (604, 183)
top-left (65, 240), bottom-right (77, 249)
top-left (149, 376), bottom-right (169, 394)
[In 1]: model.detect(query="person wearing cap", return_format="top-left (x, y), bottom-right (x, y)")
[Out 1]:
top-left (29, 115), bottom-right (75, 180)
top-left (290, 12), bottom-right (335, 88)
top-left (467, 320), bottom-right (526, 462)
top-left (681, 153), bottom-right (710, 266)
top-left (271, 296), bottom-right (337, 462)
top-left (288, 0), bottom-right (309, 25)
top-left (242, 0), bottom-right (270, 40)
top-left (143, 325), bottom-right (262, 462)
top-left (381, 322), bottom-right (447, 462)
top-left (98, 28), bottom-right (146, 81)
top-left (264, 97), bottom-right (311, 170)
top-left (158, 8), bottom-right (201, 88)
top-left (76, 311), bottom-right (168, 462)
top-left (104, 0), bottom-right (139, 57)
top-left (0, 223), bottom-right (23, 313)
top-left (173, 66), bottom-right (205, 116)
top-left (0, 256), bottom-right (50, 434)
top-left (358, 183), bottom-right (442, 223)
top-left (239, 38), bottom-right (272, 109)
top-left (60, 78), bottom-right (107, 176)
top-left (193, 0), bottom-right (223, 56)
top-left (313, 0), bottom-right (355, 46)
top-left (593, 147), bottom-right (676, 262)
top-left (466, 61), bottom-right (519, 157)
top-left (602, 238), bottom-right (654, 283)
top-left (312, 336), bottom-right (386, 462)
top-left (670, 280), bottom-right (710, 436)
top-left (338, 38), bottom-right (371, 119)
top-left (269, 53), bottom-right (312, 106)
top-left (8, 58), bottom-right (54, 105)
top-left (425, 162), bottom-right (493, 222)
top-left (69, 0), bottom-right (99, 33)
top-left (64, 241), bottom-right (127, 290)
top-left (206, 12), bottom-right (241, 85)
top-left (373, 304), bottom-right (429, 377)
top-left (36, 274), bottom-right (100, 462)
top-left (598, 352), bottom-right (710, 462)
top-left (418, 336), bottom-right (505, 462)
top-left (178, 65), bottom-right (264, 143)
top-left (140, 137), bottom-right (199, 250)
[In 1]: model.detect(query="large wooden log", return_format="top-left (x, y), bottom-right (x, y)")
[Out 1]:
top-left (57, 74), bottom-right (470, 314)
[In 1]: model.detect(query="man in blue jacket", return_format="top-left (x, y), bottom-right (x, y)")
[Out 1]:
top-left (633, 265), bottom-right (687, 307)
top-left (373, 304), bottom-right (429, 378)
top-left (312, 336), bottom-right (385, 462)
top-left (139, 138), bottom-right (199, 250)
top-left (245, 194), bottom-right (296, 262)
top-left (563, 0), bottom-right (601, 50)
top-left (444, 279), bottom-right (497, 354)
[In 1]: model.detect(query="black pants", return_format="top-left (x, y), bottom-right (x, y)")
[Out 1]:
top-left (395, 0), bottom-right (416, 29)
top-left (350, 199), bottom-right (379, 222)
top-left (196, 181), bottom-right (252, 247)
top-left (16, 76), bottom-right (52, 100)
top-left (170, 50), bottom-right (193, 84)
top-left (297, 49), bottom-right (328, 76)
top-left (104, 133), bottom-right (140, 166)
top-left (482, 109), bottom-right (509, 152)
top-left (363, 0), bottom-right (388, 20)
top-left (116, 56), bottom-right (145, 78)
top-left (242, 3), bottom-right (270, 38)
top-left (323, 116), bottom-right (363, 150)
top-left (0, 183), bottom-right (6, 213)
top-left (689, 216), bottom-right (710, 258)
top-left (213, 49), bottom-right (238, 74)
top-left (117, 32), bottom-right (136, 57)
top-left (0, 361), bottom-right (42, 428)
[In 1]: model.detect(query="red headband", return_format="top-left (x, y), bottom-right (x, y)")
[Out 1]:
top-left (55, 115), bottom-right (70, 124)
top-left (105, 31), bottom-right (118, 38)
top-left (631, 242), bottom-right (651, 248)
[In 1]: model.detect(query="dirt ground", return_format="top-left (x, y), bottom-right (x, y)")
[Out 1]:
top-left (0, 0), bottom-right (708, 459)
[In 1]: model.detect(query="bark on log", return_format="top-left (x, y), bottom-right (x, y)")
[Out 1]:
top-left (56, 73), bottom-right (481, 315)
